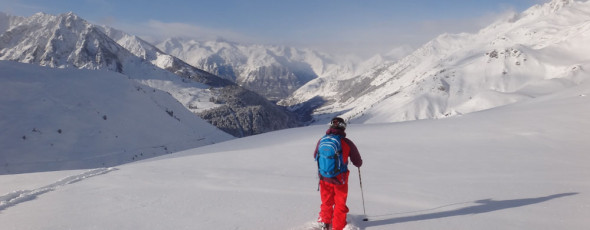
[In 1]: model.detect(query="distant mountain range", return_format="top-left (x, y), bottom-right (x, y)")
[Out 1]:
top-left (155, 38), bottom-right (409, 101)
top-left (2, 0), bottom-right (589, 129)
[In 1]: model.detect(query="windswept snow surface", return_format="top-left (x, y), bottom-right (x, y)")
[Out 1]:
top-left (0, 61), bottom-right (233, 174)
top-left (1, 75), bottom-right (589, 229)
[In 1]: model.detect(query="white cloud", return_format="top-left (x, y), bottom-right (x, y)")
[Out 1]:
top-left (112, 20), bottom-right (259, 44)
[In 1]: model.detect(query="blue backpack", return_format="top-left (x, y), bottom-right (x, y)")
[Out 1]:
top-left (316, 134), bottom-right (348, 178)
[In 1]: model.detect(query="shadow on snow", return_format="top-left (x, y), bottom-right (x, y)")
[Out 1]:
top-left (350, 192), bottom-right (578, 229)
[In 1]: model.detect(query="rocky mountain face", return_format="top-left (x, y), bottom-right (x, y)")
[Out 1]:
top-left (280, 0), bottom-right (590, 124)
top-left (0, 12), bottom-right (129, 72)
top-left (0, 12), bottom-right (299, 137)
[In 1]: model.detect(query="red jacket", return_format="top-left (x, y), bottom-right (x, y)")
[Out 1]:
top-left (314, 128), bottom-right (363, 184)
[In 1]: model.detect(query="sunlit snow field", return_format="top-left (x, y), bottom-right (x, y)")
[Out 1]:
top-left (2, 78), bottom-right (589, 230)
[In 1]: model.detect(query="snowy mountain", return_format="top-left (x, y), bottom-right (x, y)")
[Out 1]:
top-left (97, 26), bottom-right (301, 136)
top-left (98, 26), bottom-right (232, 87)
top-left (1, 68), bottom-right (589, 229)
top-left (0, 12), bottom-right (130, 71)
top-left (280, 0), bottom-right (590, 124)
top-left (155, 38), bottom-right (404, 101)
top-left (0, 12), bottom-right (299, 137)
top-left (0, 61), bottom-right (233, 174)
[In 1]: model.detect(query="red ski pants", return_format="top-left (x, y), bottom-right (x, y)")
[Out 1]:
top-left (318, 172), bottom-right (349, 230)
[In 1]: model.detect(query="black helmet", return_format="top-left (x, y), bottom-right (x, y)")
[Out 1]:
top-left (330, 117), bottom-right (347, 130)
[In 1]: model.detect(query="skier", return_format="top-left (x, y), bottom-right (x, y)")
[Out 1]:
top-left (314, 117), bottom-right (363, 230)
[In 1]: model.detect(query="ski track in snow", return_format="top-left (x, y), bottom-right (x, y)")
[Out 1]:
top-left (0, 168), bottom-right (117, 211)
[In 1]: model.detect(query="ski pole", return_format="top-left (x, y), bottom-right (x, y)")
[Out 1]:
top-left (358, 167), bottom-right (368, 221)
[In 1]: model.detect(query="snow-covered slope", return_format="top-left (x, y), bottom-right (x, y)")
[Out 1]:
top-left (0, 61), bottom-right (233, 174)
top-left (1, 67), bottom-right (588, 229)
top-left (0, 12), bottom-right (300, 137)
top-left (281, 0), bottom-right (590, 124)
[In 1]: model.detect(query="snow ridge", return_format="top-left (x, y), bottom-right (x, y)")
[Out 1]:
top-left (0, 168), bottom-right (117, 211)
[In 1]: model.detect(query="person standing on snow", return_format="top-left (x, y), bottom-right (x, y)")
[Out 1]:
top-left (314, 117), bottom-right (363, 230)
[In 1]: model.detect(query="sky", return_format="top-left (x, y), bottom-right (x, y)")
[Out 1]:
top-left (1, 0), bottom-right (550, 57)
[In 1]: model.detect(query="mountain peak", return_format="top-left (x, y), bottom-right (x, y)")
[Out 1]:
top-left (548, 0), bottom-right (576, 10)
top-left (523, 0), bottom-right (581, 17)
top-left (58, 11), bottom-right (82, 21)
